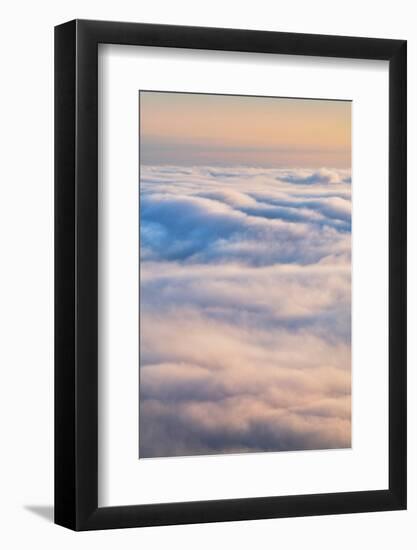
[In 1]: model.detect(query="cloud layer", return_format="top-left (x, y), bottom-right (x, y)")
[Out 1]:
top-left (139, 166), bottom-right (351, 458)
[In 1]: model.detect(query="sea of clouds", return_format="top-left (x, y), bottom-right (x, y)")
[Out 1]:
top-left (139, 166), bottom-right (351, 458)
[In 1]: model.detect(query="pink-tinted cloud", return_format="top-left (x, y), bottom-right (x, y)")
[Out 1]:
top-left (139, 166), bottom-right (351, 458)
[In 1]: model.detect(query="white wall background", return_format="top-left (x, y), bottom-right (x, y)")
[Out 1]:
top-left (0, 0), bottom-right (414, 548)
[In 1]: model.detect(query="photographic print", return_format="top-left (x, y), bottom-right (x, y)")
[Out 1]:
top-left (139, 91), bottom-right (351, 459)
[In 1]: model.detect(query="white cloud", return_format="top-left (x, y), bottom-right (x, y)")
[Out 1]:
top-left (139, 166), bottom-right (351, 457)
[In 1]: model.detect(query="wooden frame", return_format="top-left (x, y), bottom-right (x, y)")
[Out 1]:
top-left (55, 19), bottom-right (407, 531)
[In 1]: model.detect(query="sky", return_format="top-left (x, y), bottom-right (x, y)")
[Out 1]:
top-left (139, 92), bottom-right (351, 458)
top-left (140, 91), bottom-right (351, 168)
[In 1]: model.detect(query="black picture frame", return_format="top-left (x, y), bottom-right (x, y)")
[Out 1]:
top-left (55, 19), bottom-right (407, 531)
